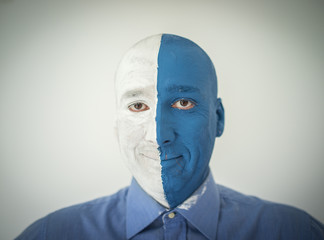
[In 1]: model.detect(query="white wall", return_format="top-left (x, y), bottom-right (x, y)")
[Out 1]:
top-left (1, 0), bottom-right (323, 239)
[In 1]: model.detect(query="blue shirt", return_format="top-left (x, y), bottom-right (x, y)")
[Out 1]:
top-left (16, 174), bottom-right (324, 240)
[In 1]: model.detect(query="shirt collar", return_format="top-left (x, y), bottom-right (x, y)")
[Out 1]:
top-left (126, 173), bottom-right (220, 240)
top-left (126, 178), bottom-right (166, 239)
top-left (177, 173), bottom-right (220, 240)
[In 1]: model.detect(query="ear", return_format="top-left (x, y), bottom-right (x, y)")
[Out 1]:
top-left (215, 98), bottom-right (225, 137)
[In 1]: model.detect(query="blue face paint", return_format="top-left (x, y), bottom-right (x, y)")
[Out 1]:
top-left (156, 34), bottom-right (224, 208)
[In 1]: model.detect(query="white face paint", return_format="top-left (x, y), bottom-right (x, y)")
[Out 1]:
top-left (178, 177), bottom-right (208, 210)
top-left (115, 34), bottom-right (169, 208)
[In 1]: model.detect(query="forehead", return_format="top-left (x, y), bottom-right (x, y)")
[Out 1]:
top-left (115, 35), bottom-right (160, 99)
top-left (115, 34), bottom-right (217, 99)
top-left (158, 35), bottom-right (216, 91)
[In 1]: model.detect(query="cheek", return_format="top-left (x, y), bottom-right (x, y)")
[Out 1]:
top-left (176, 113), bottom-right (215, 169)
top-left (117, 116), bottom-right (145, 147)
top-left (177, 113), bottom-right (211, 143)
top-left (117, 109), bottom-right (158, 149)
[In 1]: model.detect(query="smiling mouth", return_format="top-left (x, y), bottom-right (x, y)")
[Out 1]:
top-left (139, 153), bottom-right (160, 161)
top-left (161, 155), bottom-right (182, 161)
top-left (140, 153), bottom-right (182, 162)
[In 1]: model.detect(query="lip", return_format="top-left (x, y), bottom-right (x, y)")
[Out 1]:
top-left (139, 153), bottom-right (183, 162)
top-left (161, 155), bottom-right (182, 161)
top-left (139, 153), bottom-right (160, 161)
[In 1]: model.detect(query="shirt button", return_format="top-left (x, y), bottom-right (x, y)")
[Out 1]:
top-left (168, 212), bottom-right (175, 219)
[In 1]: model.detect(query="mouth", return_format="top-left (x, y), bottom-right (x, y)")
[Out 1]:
top-left (160, 154), bottom-right (182, 161)
top-left (139, 153), bottom-right (183, 162)
top-left (139, 153), bottom-right (160, 161)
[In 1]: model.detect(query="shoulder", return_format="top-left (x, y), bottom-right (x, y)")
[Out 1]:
top-left (47, 186), bottom-right (128, 222)
top-left (217, 184), bottom-right (324, 240)
top-left (15, 187), bottom-right (129, 240)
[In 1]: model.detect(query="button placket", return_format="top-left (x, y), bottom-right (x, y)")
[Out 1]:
top-left (168, 212), bottom-right (175, 219)
top-left (162, 211), bottom-right (186, 240)
top-left (162, 211), bottom-right (178, 224)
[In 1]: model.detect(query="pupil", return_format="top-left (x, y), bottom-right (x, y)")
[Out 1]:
top-left (135, 103), bottom-right (142, 109)
top-left (180, 100), bottom-right (188, 106)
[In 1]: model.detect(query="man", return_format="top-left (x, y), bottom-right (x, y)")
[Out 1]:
top-left (17, 34), bottom-right (324, 239)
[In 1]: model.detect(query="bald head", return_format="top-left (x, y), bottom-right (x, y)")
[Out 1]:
top-left (115, 34), bottom-right (218, 106)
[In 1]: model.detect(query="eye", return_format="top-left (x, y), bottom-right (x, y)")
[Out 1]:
top-left (171, 99), bottom-right (195, 110)
top-left (128, 102), bottom-right (150, 112)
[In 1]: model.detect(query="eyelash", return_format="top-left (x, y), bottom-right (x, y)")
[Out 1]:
top-left (127, 98), bottom-right (197, 112)
top-left (171, 98), bottom-right (196, 110)
top-left (128, 102), bottom-right (150, 112)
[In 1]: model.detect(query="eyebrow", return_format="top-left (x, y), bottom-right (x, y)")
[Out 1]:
top-left (167, 84), bottom-right (200, 93)
top-left (120, 88), bottom-right (153, 102)
top-left (121, 90), bottom-right (144, 100)
top-left (120, 84), bottom-right (199, 101)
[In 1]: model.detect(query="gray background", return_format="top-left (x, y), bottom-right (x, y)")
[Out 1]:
top-left (1, 0), bottom-right (323, 239)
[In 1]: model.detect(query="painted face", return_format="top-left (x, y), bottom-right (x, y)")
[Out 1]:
top-left (116, 34), bottom-right (224, 209)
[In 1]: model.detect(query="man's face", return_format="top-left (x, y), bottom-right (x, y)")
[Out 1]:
top-left (116, 34), bottom-right (224, 208)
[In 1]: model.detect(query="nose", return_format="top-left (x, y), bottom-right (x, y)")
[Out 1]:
top-left (158, 126), bottom-right (175, 146)
top-left (145, 116), bottom-right (157, 143)
top-left (156, 107), bottom-right (176, 147)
